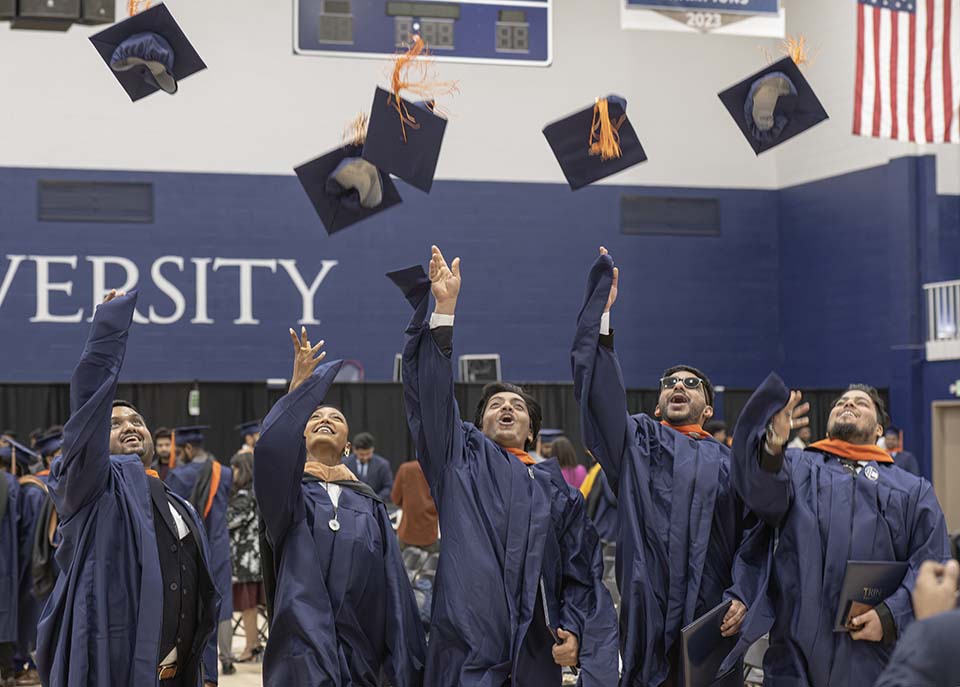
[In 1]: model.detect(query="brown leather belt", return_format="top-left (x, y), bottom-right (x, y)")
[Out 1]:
top-left (158, 664), bottom-right (178, 680)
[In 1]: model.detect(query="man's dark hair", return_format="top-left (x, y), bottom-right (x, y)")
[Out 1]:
top-left (703, 420), bottom-right (727, 435)
top-left (842, 384), bottom-right (889, 429)
top-left (660, 364), bottom-right (714, 407)
top-left (112, 399), bottom-right (139, 413)
top-left (473, 382), bottom-right (543, 451)
top-left (352, 432), bottom-right (376, 451)
top-left (154, 427), bottom-right (171, 441)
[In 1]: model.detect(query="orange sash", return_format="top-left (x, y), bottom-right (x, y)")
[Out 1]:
top-left (505, 447), bottom-right (537, 465)
top-left (203, 462), bottom-right (221, 519)
top-left (808, 439), bottom-right (894, 463)
top-left (660, 421), bottom-right (712, 440)
top-left (37, 469), bottom-right (50, 477)
top-left (145, 469), bottom-right (160, 479)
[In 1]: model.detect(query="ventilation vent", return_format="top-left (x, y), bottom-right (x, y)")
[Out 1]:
top-left (620, 195), bottom-right (721, 237)
top-left (38, 181), bottom-right (154, 223)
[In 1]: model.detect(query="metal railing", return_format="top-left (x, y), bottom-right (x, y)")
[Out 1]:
top-left (925, 279), bottom-right (960, 360)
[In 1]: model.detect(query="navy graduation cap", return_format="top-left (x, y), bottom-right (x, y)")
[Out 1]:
top-left (89, 3), bottom-right (206, 102)
top-left (543, 96), bottom-right (648, 191)
top-left (35, 430), bottom-right (63, 458)
top-left (362, 87), bottom-right (447, 193)
top-left (0, 436), bottom-right (40, 462)
top-left (295, 143), bottom-right (403, 235)
top-left (235, 421), bottom-right (260, 437)
top-left (538, 429), bottom-right (564, 443)
top-left (173, 425), bottom-right (208, 445)
top-left (718, 55), bottom-right (829, 155)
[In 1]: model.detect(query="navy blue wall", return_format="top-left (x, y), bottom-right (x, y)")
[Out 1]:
top-left (939, 195), bottom-right (960, 283)
top-left (0, 167), bottom-right (780, 387)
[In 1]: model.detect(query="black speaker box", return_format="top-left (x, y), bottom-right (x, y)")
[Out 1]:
top-left (17, 0), bottom-right (81, 19)
top-left (0, 0), bottom-right (14, 19)
top-left (80, 0), bottom-right (114, 24)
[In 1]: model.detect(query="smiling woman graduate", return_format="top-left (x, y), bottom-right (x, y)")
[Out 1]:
top-left (254, 326), bottom-right (425, 687)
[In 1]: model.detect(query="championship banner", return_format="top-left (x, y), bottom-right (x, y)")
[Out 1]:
top-left (622, 0), bottom-right (784, 36)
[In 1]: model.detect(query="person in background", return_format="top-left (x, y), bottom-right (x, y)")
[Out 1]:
top-left (535, 428), bottom-right (564, 461)
top-left (235, 421), bottom-right (260, 456)
top-left (874, 559), bottom-right (960, 687)
top-left (552, 437), bottom-right (587, 488)
top-left (226, 452), bottom-right (263, 663)
top-left (166, 426), bottom-right (235, 677)
top-left (153, 427), bottom-right (172, 480)
top-left (580, 454), bottom-right (617, 544)
top-left (344, 433), bottom-right (394, 501)
top-left (34, 429), bottom-right (63, 478)
top-left (391, 459), bottom-right (439, 553)
top-left (704, 419), bottom-right (729, 445)
top-left (787, 425), bottom-right (812, 450)
top-left (27, 431), bottom-right (42, 451)
top-left (884, 426), bottom-right (921, 476)
top-left (1, 463), bottom-right (19, 687)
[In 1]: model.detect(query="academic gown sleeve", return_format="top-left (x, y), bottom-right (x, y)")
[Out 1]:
top-left (50, 292), bottom-right (138, 521)
top-left (874, 609), bottom-right (960, 687)
top-left (730, 372), bottom-right (795, 528)
top-left (555, 487), bottom-right (619, 687)
top-left (389, 266), bottom-right (465, 491)
top-left (571, 254), bottom-right (633, 493)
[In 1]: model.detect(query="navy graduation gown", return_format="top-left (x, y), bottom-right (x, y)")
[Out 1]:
top-left (585, 468), bottom-right (618, 543)
top-left (393, 272), bottom-right (619, 687)
top-left (36, 291), bottom-right (220, 687)
top-left (167, 459), bottom-right (234, 622)
top-left (874, 608), bottom-right (960, 687)
top-left (0, 472), bottom-right (19, 643)
top-left (571, 254), bottom-right (772, 687)
top-left (731, 372), bottom-right (951, 687)
top-left (254, 360), bottom-right (426, 687)
top-left (15, 477), bottom-right (48, 657)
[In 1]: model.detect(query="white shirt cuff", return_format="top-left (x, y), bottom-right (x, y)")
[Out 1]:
top-left (600, 311), bottom-right (611, 336)
top-left (430, 312), bottom-right (455, 329)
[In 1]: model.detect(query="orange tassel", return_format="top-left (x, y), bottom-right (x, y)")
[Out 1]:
top-left (387, 35), bottom-right (458, 143)
top-left (783, 35), bottom-right (811, 66)
top-left (343, 111), bottom-right (369, 147)
top-left (168, 430), bottom-right (176, 472)
top-left (127, 0), bottom-right (151, 17)
top-left (589, 98), bottom-right (625, 161)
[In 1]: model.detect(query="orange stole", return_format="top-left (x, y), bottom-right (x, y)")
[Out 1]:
top-left (203, 462), bottom-right (221, 519)
top-left (660, 421), bottom-right (712, 440)
top-left (808, 439), bottom-right (894, 463)
top-left (505, 447), bottom-right (537, 465)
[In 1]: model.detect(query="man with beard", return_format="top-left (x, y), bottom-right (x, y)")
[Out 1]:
top-left (730, 375), bottom-right (950, 687)
top-left (37, 290), bottom-right (220, 687)
top-left (572, 248), bottom-right (770, 687)
top-left (153, 427), bottom-right (172, 480)
top-left (388, 246), bottom-right (618, 687)
top-left (165, 428), bottom-right (234, 677)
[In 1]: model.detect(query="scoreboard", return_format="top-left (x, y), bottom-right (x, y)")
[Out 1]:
top-left (294, 0), bottom-right (552, 66)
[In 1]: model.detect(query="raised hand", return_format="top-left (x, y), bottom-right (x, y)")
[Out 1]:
top-left (102, 289), bottom-right (125, 304)
top-left (912, 559), bottom-right (960, 621)
top-left (429, 245), bottom-right (461, 316)
top-left (599, 246), bottom-right (619, 313)
top-left (288, 326), bottom-right (326, 393)
top-left (767, 390), bottom-right (810, 453)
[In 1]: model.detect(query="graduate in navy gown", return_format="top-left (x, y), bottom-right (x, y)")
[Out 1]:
top-left (579, 461), bottom-right (617, 543)
top-left (571, 249), bottom-right (770, 687)
top-left (388, 246), bottom-right (619, 687)
top-left (731, 373), bottom-right (951, 687)
top-left (0, 469), bottom-right (19, 686)
top-left (165, 427), bottom-right (234, 675)
top-left (875, 559), bottom-right (960, 687)
top-left (254, 326), bottom-right (425, 687)
top-left (36, 290), bottom-right (220, 687)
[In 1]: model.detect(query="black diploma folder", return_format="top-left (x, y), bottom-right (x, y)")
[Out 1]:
top-left (680, 600), bottom-right (742, 687)
top-left (833, 560), bottom-right (909, 632)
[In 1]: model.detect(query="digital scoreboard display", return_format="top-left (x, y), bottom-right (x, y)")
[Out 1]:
top-left (295, 0), bottom-right (552, 66)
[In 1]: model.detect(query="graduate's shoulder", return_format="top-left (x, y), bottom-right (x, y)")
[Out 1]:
top-left (878, 462), bottom-right (934, 495)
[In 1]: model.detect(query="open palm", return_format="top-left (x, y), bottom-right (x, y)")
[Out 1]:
top-left (429, 245), bottom-right (461, 308)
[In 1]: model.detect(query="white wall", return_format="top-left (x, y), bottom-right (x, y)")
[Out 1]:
top-left (0, 0), bottom-right (956, 192)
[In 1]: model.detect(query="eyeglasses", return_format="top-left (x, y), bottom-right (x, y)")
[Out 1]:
top-left (660, 376), bottom-right (704, 391)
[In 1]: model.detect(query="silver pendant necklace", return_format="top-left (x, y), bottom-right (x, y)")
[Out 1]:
top-left (321, 481), bottom-right (340, 532)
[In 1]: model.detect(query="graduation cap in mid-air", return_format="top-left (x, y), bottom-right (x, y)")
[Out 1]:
top-left (543, 96), bottom-right (648, 191)
top-left (295, 142), bottom-right (403, 235)
top-left (718, 42), bottom-right (829, 155)
top-left (89, 3), bottom-right (206, 102)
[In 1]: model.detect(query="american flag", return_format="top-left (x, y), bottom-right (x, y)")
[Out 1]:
top-left (854, 0), bottom-right (960, 142)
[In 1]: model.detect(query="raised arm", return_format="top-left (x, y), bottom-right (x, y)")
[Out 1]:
top-left (730, 373), bottom-right (804, 528)
top-left (50, 290), bottom-right (136, 520)
top-left (387, 246), bottom-right (466, 490)
top-left (571, 249), bottom-right (632, 491)
top-left (254, 327), bottom-right (342, 545)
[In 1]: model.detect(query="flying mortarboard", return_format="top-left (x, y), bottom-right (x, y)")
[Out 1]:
top-left (543, 96), bottom-right (648, 191)
top-left (361, 37), bottom-right (457, 193)
top-left (718, 38), bottom-right (828, 155)
top-left (295, 142), bottom-right (403, 235)
top-left (173, 425), bottom-right (208, 445)
top-left (235, 421), bottom-right (261, 437)
top-left (89, 3), bottom-right (206, 102)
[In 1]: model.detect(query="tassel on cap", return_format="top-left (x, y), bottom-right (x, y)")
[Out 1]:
top-left (127, 0), bottom-right (151, 16)
top-left (343, 112), bottom-right (369, 147)
top-left (589, 97), bottom-right (625, 161)
top-left (388, 35), bottom-right (458, 143)
top-left (783, 35), bottom-right (811, 66)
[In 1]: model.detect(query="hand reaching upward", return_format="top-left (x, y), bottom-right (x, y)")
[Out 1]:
top-left (288, 326), bottom-right (326, 393)
top-left (429, 245), bottom-right (461, 316)
top-left (599, 246), bottom-right (619, 313)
